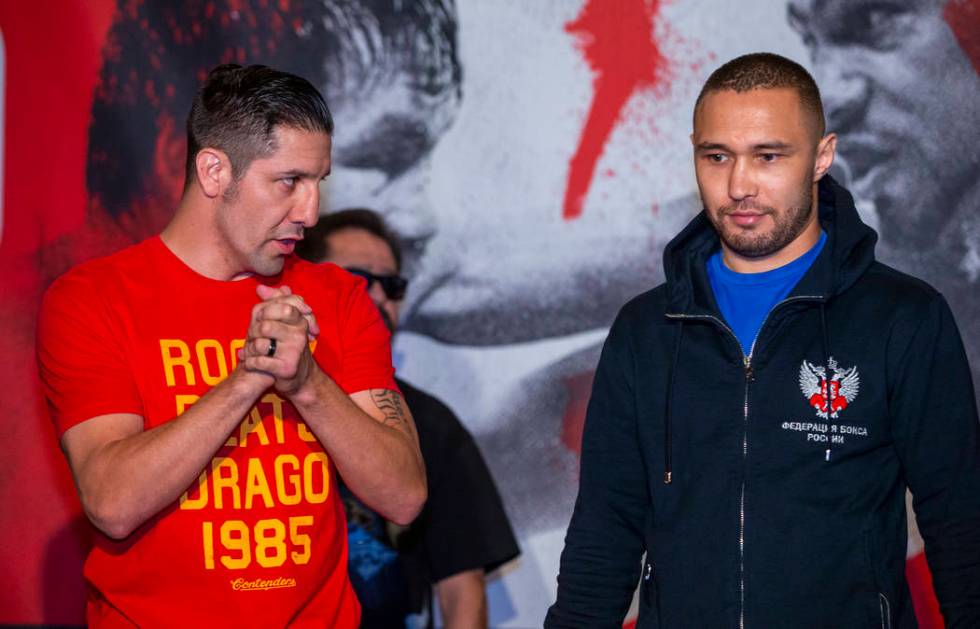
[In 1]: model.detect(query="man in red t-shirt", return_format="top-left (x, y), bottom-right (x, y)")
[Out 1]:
top-left (36, 64), bottom-right (427, 627)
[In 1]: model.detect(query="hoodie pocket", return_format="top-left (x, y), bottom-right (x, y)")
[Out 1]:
top-left (863, 532), bottom-right (892, 629)
top-left (638, 561), bottom-right (662, 628)
top-left (877, 593), bottom-right (892, 629)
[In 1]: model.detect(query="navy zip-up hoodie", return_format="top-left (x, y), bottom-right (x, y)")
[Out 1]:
top-left (546, 176), bottom-right (980, 628)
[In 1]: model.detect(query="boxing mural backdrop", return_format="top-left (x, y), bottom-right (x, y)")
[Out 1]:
top-left (0, 1), bottom-right (976, 626)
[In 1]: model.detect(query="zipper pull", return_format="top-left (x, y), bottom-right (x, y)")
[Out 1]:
top-left (743, 356), bottom-right (754, 382)
top-left (644, 562), bottom-right (653, 581)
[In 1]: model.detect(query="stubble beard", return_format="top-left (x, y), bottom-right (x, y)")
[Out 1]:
top-left (708, 186), bottom-right (814, 259)
top-left (250, 252), bottom-right (286, 277)
top-left (215, 190), bottom-right (285, 279)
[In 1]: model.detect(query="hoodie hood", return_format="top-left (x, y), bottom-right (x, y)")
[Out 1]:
top-left (663, 175), bottom-right (878, 315)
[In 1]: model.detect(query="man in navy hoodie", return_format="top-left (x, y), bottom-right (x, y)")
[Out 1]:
top-left (546, 52), bottom-right (980, 628)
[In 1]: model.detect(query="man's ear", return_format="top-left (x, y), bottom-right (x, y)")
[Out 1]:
top-left (194, 148), bottom-right (232, 198)
top-left (813, 133), bottom-right (837, 182)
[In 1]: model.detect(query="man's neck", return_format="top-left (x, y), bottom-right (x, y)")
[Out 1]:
top-left (160, 199), bottom-right (247, 281)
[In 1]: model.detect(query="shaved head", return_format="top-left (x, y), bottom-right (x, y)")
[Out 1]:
top-left (695, 52), bottom-right (826, 142)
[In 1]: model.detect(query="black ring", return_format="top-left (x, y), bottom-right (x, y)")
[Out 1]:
top-left (266, 338), bottom-right (277, 357)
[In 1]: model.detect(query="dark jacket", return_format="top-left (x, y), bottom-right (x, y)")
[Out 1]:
top-left (546, 177), bottom-right (980, 628)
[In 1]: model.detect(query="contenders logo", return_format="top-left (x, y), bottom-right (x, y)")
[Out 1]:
top-left (230, 576), bottom-right (298, 591)
top-left (798, 356), bottom-right (860, 419)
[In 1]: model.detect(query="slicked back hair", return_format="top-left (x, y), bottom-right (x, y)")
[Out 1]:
top-left (694, 52), bottom-right (826, 139)
top-left (297, 208), bottom-right (403, 272)
top-left (185, 64), bottom-right (334, 189)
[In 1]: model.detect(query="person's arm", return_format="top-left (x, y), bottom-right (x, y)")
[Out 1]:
top-left (38, 268), bottom-right (277, 540)
top-left (436, 569), bottom-right (487, 629)
top-left (545, 306), bottom-right (651, 628)
top-left (888, 294), bottom-right (980, 627)
top-left (406, 381), bottom-right (518, 629)
top-left (242, 285), bottom-right (426, 525)
top-left (288, 374), bottom-right (426, 525)
top-left (60, 367), bottom-right (271, 539)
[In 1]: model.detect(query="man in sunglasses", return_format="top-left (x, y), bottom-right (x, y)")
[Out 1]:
top-left (298, 208), bottom-right (519, 629)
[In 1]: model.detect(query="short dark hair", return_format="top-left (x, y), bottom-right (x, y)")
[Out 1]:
top-left (185, 64), bottom-right (334, 188)
top-left (694, 52), bottom-right (825, 137)
top-left (86, 1), bottom-right (459, 234)
top-left (297, 208), bottom-right (403, 271)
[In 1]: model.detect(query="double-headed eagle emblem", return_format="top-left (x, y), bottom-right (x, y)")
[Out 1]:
top-left (799, 357), bottom-right (860, 419)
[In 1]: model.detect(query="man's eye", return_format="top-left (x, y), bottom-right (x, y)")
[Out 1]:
top-left (706, 154), bottom-right (727, 163)
top-left (861, 6), bottom-right (903, 34)
top-left (281, 177), bottom-right (297, 188)
top-left (834, 2), bottom-right (911, 48)
top-left (760, 153), bottom-right (779, 163)
top-left (786, 6), bottom-right (818, 49)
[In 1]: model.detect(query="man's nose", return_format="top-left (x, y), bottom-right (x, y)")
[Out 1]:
top-left (814, 48), bottom-right (871, 133)
top-left (367, 280), bottom-right (388, 309)
top-left (728, 158), bottom-right (758, 202)
top-left (293, 181), bottom-right (320, 228)
top-left (321, 164), bottom-right (437, 272)
top-left (377, 173), bottom-right (437, 245)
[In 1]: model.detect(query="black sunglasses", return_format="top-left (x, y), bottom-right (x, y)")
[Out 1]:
top-left (345, 267), bottom-right (409, 301)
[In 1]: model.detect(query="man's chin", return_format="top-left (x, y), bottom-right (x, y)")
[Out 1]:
top-left (858, 178), bottom-right (940, 248)
top-left (250, 256), bottom-right (287, 279)
top-left (718, 228), bottom-right (780, 259)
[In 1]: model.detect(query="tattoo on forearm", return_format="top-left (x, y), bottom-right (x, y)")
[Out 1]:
top-left (370, 389), bottom-right (408, 429)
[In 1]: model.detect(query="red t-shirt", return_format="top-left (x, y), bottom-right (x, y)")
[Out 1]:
top-left (37, 236), bottom-right (398, 628)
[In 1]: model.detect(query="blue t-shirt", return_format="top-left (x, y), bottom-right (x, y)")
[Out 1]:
top-left (707, 231), bottom-right (826, 356)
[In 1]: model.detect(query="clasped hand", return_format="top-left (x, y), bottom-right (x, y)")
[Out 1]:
top-left (240, 284), bottom-right (320, 396)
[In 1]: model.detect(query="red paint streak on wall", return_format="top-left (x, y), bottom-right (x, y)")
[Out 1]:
top-left (561, 371), bottom-right (595, 454)
top-left (945, 0), bottom-right (980, 73)
top-left (563, 0), bottom-right (669, 220)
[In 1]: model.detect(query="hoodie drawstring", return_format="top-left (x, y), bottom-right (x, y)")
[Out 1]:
top-left (664, 321), bottom-right (684, 484)
top-left (820, 304), bottom-right (834, 462)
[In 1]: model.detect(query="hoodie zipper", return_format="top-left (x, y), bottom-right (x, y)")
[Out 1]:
top-left (667, 295), bottom-right (820, 628)
top-left (739, 354), bottom-right (751, 629)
